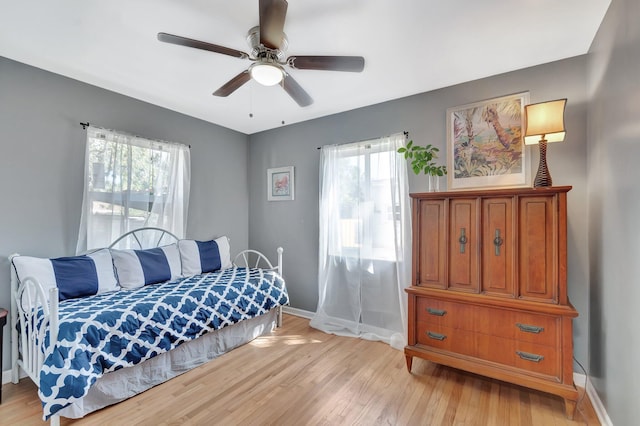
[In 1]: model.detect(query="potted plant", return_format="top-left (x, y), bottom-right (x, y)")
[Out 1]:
top-left (397, 140), bottom-right (447, 191)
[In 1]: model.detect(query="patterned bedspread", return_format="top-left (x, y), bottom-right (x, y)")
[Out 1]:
top-left (38, 267), bottom-right (288, 420)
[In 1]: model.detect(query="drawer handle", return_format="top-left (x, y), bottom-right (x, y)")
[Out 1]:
top-left (516, 323), bottom-right (544, 334)
top-left (516, 351), bottom-right (544, 362)
top-left (458, 228), bottom-right (467, 253)
top-left (427, 331), bottom-right (447, 341)
top-left (427, 307), bottom-right (447, 316)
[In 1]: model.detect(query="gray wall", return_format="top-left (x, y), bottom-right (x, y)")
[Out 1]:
top-left (248, 56), bottom-right (591, 368)
top-left (0, 56), bottom-right (249, 372)
top-left (587, 0), bottom-right (640, 424)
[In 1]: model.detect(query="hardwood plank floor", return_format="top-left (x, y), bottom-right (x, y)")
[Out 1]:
top-left (0, 314), bottom-right (599, 425)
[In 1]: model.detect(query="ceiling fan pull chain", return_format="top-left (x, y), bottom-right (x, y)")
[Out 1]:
top-left (249, 80), bottom-right (254, 118)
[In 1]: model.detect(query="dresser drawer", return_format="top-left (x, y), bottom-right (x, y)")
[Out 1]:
top-left (475, 306), bottom-right (559, 347)
top-left (417, 297), bottom-right (559, 348)
top-left (511, 311), bottom-right (559, 346)
top-left (416, 322), bottom-right (476, 356)
top-left (415, 323), bottom-right (476, 357)
top-left (476, 333), bottom-right (560, 379)
top-left (513, 340), bottom-right (560, 377)
top-left (416, 297), bottom-right (475, 330)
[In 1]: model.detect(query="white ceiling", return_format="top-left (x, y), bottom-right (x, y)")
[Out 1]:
top-left (0, 0), bottom-right (611, 135)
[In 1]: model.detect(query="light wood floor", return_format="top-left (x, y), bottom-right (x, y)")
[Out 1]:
top-left (1, 314), bottom-right (599, 425)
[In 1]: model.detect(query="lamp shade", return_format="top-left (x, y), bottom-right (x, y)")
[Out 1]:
top-left (524, 99), bottom-right (567, 145)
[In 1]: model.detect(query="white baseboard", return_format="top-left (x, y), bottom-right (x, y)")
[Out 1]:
top-left (282, 306), bottom-right (314, 319)
top-left (2, 368), bottom-right (10, 385)
top-left (2, 368), bottom-right (27, 385)
top-left (574, 372), bottom-right (612, 426)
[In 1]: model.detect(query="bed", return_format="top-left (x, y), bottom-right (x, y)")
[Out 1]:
top-left (8, 228), bottom-right (288, 425)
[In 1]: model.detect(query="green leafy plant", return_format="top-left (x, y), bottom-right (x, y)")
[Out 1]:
top-left (398, 140), bottom-right (447, 176)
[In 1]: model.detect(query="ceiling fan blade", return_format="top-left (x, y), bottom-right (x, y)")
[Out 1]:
top-left (287, 56), bottom-right (365, 72)
top-left (158, 32), bottom-right (249, 59)
top-left (213, 70), bottom-right (252, 97)
top-left (259, 0), bottom-right (288, 49)
top-left (282, 74), bottom-right (313, 107)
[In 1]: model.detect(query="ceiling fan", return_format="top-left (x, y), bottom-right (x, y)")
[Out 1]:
top-left (157, 0), bottom-right (365, 107)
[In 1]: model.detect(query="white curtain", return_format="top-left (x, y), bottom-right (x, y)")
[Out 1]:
top-left (76, 126), bottom-right (190, 253)
top-left (310, 133), bottom-right (412, 350)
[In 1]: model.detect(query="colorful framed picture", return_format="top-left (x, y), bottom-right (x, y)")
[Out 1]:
top-left (446, 92), bottom-right (531, 190)
top-left (267, 166), bottom-right (295, 201)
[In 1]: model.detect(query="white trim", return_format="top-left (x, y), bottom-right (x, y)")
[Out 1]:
top-left (574, 372), bottom-right (612, 426)
top-left (282, 306), bottom-right (314, 320)
top-left (3, 368), bottom-right (27, 385)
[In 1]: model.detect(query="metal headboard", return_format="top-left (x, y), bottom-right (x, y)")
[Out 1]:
top-left (108, 227), bottom-right (179, 250)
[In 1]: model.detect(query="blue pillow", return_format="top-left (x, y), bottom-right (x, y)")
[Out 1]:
top-left (178, 237), bottom-right (231, 276)
top-left (51, 255), bottom-right (99, 300)
top-left (12, 249), bottom-right (119, 304)
top-left (111, 244), bottom-right (182, 289)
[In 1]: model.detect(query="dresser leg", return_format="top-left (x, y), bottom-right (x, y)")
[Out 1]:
top-left (405, 355), bottom-right (413, 372)
top-left (564, 398), bottom-right (577, 420)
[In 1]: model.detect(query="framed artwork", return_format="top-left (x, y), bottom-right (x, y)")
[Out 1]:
top-left (446, 92), bottom-right (531, 190)
top-left (267, 166), bottom-right (295, 201)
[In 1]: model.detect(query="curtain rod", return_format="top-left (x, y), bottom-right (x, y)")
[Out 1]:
top-left (316, 131), bottom-right (408, 150)
top-left (80, 122), bottom-right (191, 149)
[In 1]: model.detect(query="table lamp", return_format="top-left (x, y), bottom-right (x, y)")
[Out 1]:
top-left (524, 99), bottom-right (567, 187)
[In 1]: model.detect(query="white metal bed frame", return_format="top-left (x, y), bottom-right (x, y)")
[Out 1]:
top-left (9, 228), bottom-right (284, 425)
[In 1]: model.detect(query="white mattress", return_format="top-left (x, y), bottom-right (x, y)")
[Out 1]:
top-left (56, 309), bottom-right (278, 419)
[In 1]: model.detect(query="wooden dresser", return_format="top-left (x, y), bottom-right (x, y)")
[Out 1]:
top-left (404, 186), bottom-right (578, 418)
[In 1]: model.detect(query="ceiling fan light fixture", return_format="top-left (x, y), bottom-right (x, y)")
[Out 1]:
top-left (250, 63), bottom-right (283, 86)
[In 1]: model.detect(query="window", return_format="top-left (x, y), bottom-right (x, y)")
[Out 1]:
top-left (312, 133), bottom-right (412, 349)
top-left (76, 126), bottom-right (190, 252)
top-left (327, 142), bottom-right (401, 261)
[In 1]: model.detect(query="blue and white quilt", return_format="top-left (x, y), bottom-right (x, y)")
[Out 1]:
top-left (37, 267), bottom-right (288, 420)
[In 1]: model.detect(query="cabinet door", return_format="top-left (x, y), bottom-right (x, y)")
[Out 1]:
top-left (482, 197), bottom-right (515, 297)
top-left (414, 199), bottom-right (446, 288)
top-left (448, 198), bottom-right (479, 292)
top-left (519, 195), bottom-right (557, 302)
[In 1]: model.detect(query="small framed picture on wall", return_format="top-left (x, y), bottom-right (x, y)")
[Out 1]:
top-left (267, 166), bottom-right (295, 201)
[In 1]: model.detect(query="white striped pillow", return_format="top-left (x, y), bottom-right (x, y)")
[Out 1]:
top-left (178, 237), bottom-right (231, 276)
top-left (12, 249), bottom-right (119, 305)
top-left (111, 244), bottom-right (182, 289)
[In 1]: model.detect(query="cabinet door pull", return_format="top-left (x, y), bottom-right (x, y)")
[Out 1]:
top-left (493, 229), bottom-right (503, 256)
top-left (427, 307), bottom-right (447, 316)
top-left (458, 228), bottom-right (467, 253)
top-left (427, 331), bottom-right (447, 341)
top-left (516, 351), bottom-right (544, 362)
top-left (516, 323), bottom-right (544, 334)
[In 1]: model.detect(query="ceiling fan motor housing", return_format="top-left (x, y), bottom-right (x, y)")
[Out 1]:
top-left (246, 25), bottom-right (287, 62)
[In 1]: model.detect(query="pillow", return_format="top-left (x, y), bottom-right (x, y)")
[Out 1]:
top-left (111, 244), bottom-right (182, 289)
top-left (178, 237), bottom-right (231, 276)
top-left (11, 248), bottom-right (119, 304)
